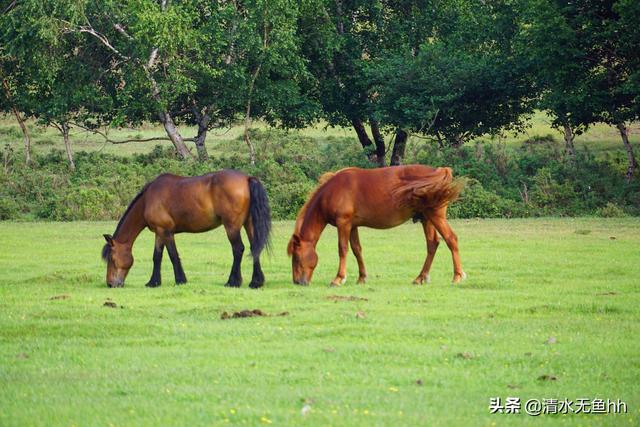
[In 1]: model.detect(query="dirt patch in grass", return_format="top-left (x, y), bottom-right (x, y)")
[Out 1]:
top-left (49, 294), bottom-right (70, 300)
top-left (456, 352), bottom-right (474, 360)
top-left (221, 309), bottom-right (289, 320)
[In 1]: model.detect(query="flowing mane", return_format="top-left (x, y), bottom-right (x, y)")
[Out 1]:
top-left (101, 182), bottom-right (150, 262)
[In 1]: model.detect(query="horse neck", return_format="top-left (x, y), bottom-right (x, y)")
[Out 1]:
top-left (298, 199), bottom-right (327, 246)
top-left (114, 196), bottom-right (147, 247)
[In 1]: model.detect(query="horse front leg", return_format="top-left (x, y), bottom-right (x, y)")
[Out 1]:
top-left (223, 224), bottom-right (244, 287)
top-left (413, 219), bottom-right (439, 285)
top-left (428, 207), bottom-right (465, 284)
top-left (165, 233), bottom-right (188, 285)
top-left (350, 228), bottom-right (367, 284)
top-left (146, 233), bottom-right (165, 287)
top-left (331, 222), bottom-right (351, 287)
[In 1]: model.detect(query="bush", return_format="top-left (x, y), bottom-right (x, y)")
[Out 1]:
top-left (596, 202), bottom-right (628, 218)
top-left (0, 196), bottom-right (19, 220)
top-left (1, 132), bottom-right (638, 221)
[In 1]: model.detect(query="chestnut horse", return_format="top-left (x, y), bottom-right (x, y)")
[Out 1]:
top-left (102, 170), bottom-right (271, 288)
top-left (287, 165), bottom-right (465, 286)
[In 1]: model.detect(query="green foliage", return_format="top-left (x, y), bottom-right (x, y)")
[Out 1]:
top-left (1, 130), bottom-right (638, 221)
top-left (409, 137), bottom-right (639, 217)
top-left (597, 202), bottom-right (628, 218)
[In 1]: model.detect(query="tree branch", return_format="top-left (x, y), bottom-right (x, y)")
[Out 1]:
top-left (2, 0), bottom-right (17, 14)
top-left (70, 122), bottom-right (195, 144)
top-left (59, 19), bottom-right (130, 60)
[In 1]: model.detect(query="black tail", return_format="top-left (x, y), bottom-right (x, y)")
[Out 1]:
top-left (248, 177), bottom-right (272, 258)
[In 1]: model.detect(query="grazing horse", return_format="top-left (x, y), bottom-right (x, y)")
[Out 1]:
top-left (287, 165), bottom-right (465, 286)
top-left (101, 170), bottom-right (271, 288)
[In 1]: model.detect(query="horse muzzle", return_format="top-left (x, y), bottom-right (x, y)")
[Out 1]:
top-left (107, 279), bottom-right (125, 288)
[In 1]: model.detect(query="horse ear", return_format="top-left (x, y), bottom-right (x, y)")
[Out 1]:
top-left (287, 234), bottom-right (300, 256)
top-left (103, 234), bottom-right (114, 246)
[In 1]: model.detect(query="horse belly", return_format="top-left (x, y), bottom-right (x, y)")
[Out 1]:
top-left (355, 214), bottom-right (411, 229)
top-left (352, 199), bottom-right (414, 229)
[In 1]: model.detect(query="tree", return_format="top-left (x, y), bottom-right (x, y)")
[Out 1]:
top-left (1, 0), bottom-right (115, 170)
top-left (0, 67), bottom-right (31, 165)
top-left (49, 0), bottom-right (317, 163)
top-left (516, 0), bottom-right (600, 159)
top-left (298, 0), bottom-right (436, 166)
top-left (374, 0), bottom-right (535, 150)
top-left (519, 0), bottom-right (638, 181)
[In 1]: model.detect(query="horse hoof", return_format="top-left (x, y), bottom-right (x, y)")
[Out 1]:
top-left (176, 280), bottom-right (187, 286)
top-left (413, 274), bottom-right (430, 285)
top-left (356, 277), bottom-right (366, 285)
top-left (249, 282), bottom-right (264, 289)
top-left (330, 276), bottom-right (347, 287)
top-left (452, 272), bottom-right (467, 284)
top-left (145, 282), bottom-right (161, 288)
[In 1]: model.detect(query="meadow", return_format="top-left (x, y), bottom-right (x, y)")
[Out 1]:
top-left (1, 218), bottom-right (638, 426)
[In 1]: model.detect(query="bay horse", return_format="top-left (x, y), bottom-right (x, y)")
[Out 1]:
top-left (287, 165), bottom-right (465, 286)
top-left (101, 170), bottom-right (271, 288)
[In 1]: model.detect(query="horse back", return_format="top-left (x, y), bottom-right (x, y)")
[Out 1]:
top-left (319, 165), bottom-right (456, 228)
top-left (143, 171), bottom-right (250, 233)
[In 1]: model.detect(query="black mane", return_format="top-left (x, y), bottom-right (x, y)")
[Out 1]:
top-left (101, 182), bottom-right (151, 262)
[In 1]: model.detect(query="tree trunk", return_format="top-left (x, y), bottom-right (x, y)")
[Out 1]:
top-left (390, 129), bottom-right (408, 166)
top-left (563, 123), bottom-right (576, 159)
top-left (2, 78), bottom-right (31, 164)
top-left (145, 46), bottom-right (193, 160)
top-left (369, 119), bottom-right (386, 167)
top-left (244, 95), bottom-right (257, 166)
top-left (617, 122), bottom-right (638, 182)
top-left (350, 118), bottom-right (378, 163)
top-left (351, 118), bottom-right (373, 149)
top-left (193, 109), bottom-right (210, 161)
top-left (158, 112), bottom-right (193, 160)
top-left (244, 66), bottom-right (258, 165)
top-left (61, 122), bottom-right (75, 171)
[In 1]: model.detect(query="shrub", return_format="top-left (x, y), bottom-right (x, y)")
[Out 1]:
top-left (596, 202), bottom-right (628, 218)
top-left (1, 132), bottom-right (638, 221)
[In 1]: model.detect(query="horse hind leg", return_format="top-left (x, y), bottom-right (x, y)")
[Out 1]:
top-left (349, 228), bottom-right (367, 284)
top-left (244, 220), bottom-right (265, 289)
top-left (146, 233), bottom-right (165, 287)
top-left (165, 232), bottom-right (188, 285)
top-left (223, 222), bottom-right (244, 287)
top-left (413, 219), bottom-right (439, 285)
top-left (427, 206), bottom-right (465, 284)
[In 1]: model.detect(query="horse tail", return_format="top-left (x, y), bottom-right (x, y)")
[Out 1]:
top-left (248, 177), bottom-right (272, 258)
top-left (418, 167), bottom-right (465, 206)
top-left (394, 167), bottom-right (466, 210)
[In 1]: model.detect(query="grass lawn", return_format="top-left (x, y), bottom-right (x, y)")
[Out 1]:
top-left (0, 218), bottom-right (638, 426)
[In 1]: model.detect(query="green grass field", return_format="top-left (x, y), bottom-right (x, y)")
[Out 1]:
top-left (1, 218), bottom-right (638, 426)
